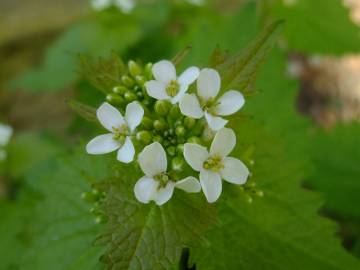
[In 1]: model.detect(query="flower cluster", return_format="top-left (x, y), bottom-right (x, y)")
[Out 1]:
top-left (0, 123), bottom-right (13, 161)
top-left (86, 59), bottom-right (249, 205)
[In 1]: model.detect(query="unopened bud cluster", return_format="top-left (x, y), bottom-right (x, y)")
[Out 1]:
top-left (86, 59), bottom-right (251, 205)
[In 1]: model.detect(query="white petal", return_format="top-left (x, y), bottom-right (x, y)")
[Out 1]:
top-left (179, 94), bottom-right (204, 119)
top-left (183, 143), bottom-right (209, 171)
top-left (97, 102), bottom-right (125, 132)
top-left (197, 68), bottom-right (221, 100)
top-left (145, 80), bottom-right (169, 100)
top-left (125, 101), bottom-right (144, 132)
top-left (220, 157), bottom-right (249, 185)
top-left (134, 177), bottom-right (158, 204)
top-left (86, 133), bottom-right (120, 154)
top-left (154, 182), bottom-right (175, 205)
top-left (114, 0), bottom-right (135, 13)
top-left (171, 84), bottom-right (188, 104)
top-left (210, 127), bottom-right (236, 158)
top-left (138, 142), bottom-right (167, 176)
top-left (117, 136), bottom-right (135, 163)
top-left (91, 0), bottom-right (111, 10)
top-left (200, 169), bottom-right (222, 203)
top-left (205, 112), bottom-right (228, 131)
top-left (175, 177), bottom-right (201, 193)
top-left (152, 60), bottom-right (176, 84)
top-left (0, 124), bottom-right (13, 146)
top-left (213, 90), bottom-right (245, 116)
top-left (178, 66), bottom-right (200, 85)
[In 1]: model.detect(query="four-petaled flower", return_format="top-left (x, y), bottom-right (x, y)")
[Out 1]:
top-left (86, 101), bottom-right (144, 163)
top-left (134, 142), bottom-right (201, 205)
top-left (145, 60), bottom-right (200, 104)
top-left (184, 128), bottom-right (249, 203)
top-left (180, 68), bottom-right (245, 130)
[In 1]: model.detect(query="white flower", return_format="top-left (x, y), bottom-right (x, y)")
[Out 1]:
top-left (134, 142), bottom-right (201, 205)
top-left (0, 124), bottom-right (13, 147)
top-left (91, 0), bottom-right (135, 13)
top-left (184, 128), bottom-right (249, 203)
top-left (179, 68), bottom-right (245, 131)
top-left (86, 101), bottom-right (143, 163)
top-left (145, 60), bottom-right (200, 104)
top-left (0, 123), bottom-right (13, 161)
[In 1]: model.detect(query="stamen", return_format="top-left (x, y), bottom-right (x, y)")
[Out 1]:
top-left (166, 80), bottom-right (180, 97)
top-left (203, 155), bottom-right (224, 172)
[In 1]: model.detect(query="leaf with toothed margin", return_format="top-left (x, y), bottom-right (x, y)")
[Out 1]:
top-left (213, 20), bottom-right (283, 94)
top-left (96, 163), bottom-right (216, 270)
top-left (189, 119), bottom-right (360, 270)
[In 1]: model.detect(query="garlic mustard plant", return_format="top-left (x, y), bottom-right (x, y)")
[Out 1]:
top-left (85, 58), bottom-right (250, 204)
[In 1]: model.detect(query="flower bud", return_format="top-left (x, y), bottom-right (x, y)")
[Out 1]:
top-left (128, 60), bottom-right (142, 77)
top-left (136, 130), bottom-right (153, 144)
top-left (184, 117), bottom-right (196, 128)
top-left (175, 125), bottom-right (186, 137)
top-left (187, 136), bottom-right (202, 145)
top-left (135, 75), bottom-right (146, 86)
top-left (153, 119), bottom-right (167, 131)
top-left (154, 100), bottom-right (171, 116)
top-left (170, 105), bottom-right (181, 119)
top-left (136, 92), bottom-right (144, 98)
top-left (124, 91), bottom-right (137, 102)
top-left (176, 144), bottom-right (184, 154)
top-left (144, 63), bottom-right (153, 79)
top-left (106, 93), bottom-right (125, 105)
top-left (141, 117), bottom-right (153, 130)
top-left (167, 146), bottom-right (176, 156)
top-left (121, 75), bottom-right (135, 87)
top-left (153, 135), bottom-right (163, 143)
top-left (171, 156), bottom-right (184, 171)
top-left (113, 85), bottom-right (127, 95)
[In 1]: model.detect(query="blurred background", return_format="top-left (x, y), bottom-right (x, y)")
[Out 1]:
top-left (1, 0), bottom-right (360, 268)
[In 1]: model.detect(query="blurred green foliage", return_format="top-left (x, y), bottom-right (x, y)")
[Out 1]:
top-left (2, 0), bottom-right (360, 269)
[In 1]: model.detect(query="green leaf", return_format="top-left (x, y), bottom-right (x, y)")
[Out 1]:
top-left (16, 153), bottom-right (109, 270)
top-left (307, 124), bottom-right (360, 221)
top-left (98, 163), bottom-right (216, 270)
top-left (215, 20), bottom-right (283, 93)
top-left (190, 119), bottom-right (360, 270)
top-left (262, 0), bottom-right (360, 54)
top-left (68, 99), bottom-right (97, 122)
top-left (78, 53), bottom-right (126, 94)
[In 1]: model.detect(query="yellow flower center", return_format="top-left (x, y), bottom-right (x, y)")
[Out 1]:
top-left (166, 80), bottom-right (180, 97)
top-left (203, 155), bottom-right (224, 172)
top-left (112, 124), bottom-right (129, 144)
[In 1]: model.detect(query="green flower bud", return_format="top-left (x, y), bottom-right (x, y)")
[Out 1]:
top-left (141, 117), bottom-right (153, 130)
top-left (144, 63), bottom-right (153, 79)
top-left (184, 117), bottom-right (196, 128)
top-left (154, 100), bottom-right (171, 116)
top-left (136, 130), bottom-right (153, 144)
top-left (128, 60), bottom-right (142, 77)
top-left (168, 128), bottom-right (174, 136)
top-left (136, 91), bottom-right (144, 98)
top-left (171, 156), bottom-right (184, 171)
top-left (170, 105), bottom-right (181, 119)
top-left (175, 125), bottom-right (186, 137)
top-left (135, 75), bottom-right (146, 86)
top-left (153, 135), bottom-right (163, 143)
top-left (121, 75), bottom-right (135, 87)
top-left (113, 85), bottom-right (127, 95)
top-left (167, 146), bottom-right (176, 156)
top-left (124, 91), bottom-right (137, 102)
top-left (187, 136), bottom-right (202, 145)
top-left (177, 144), bottom-right (184, 154)
top-left (163, 139), bottom-right (170, 147)
top-left (154, 119), bottom-right (167, 131)
top-left (106, 93), bottom-right (125, 105)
